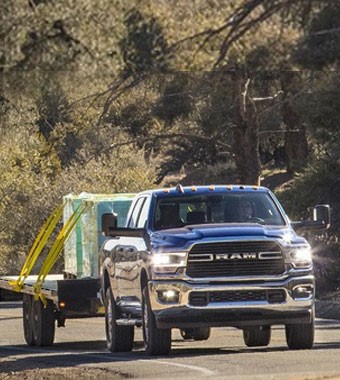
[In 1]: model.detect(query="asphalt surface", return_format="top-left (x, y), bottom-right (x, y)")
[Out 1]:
top-left (2, 301), bottom-right (340, 379)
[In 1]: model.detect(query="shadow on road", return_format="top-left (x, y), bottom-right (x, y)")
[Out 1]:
top-left (3, 337), bottom-right (340, 375)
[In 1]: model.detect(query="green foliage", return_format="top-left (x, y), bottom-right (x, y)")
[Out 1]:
top-left (294, 2), bottom-right (340, 69)
top-left (119, 8), bottom-right (171, 76)
top-left (152, 73), bottom-right (193, 125)
top-left (1, 0), bottom-right (340, 294)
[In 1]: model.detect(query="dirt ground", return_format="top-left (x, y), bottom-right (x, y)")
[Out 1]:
top-left (0, 367), bottom-right (132, 380)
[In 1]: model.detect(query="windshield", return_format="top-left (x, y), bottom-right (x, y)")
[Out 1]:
top-left (154, 192), bottom-right (286, 230)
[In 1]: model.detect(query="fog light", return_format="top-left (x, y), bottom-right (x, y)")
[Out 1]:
top-left (157, 289), bottom-right (179, 303)
top-left (292, 286), bottom-right (313, 299)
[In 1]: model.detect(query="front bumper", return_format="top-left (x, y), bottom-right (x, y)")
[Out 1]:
top-left (148, 275), bottom-right (314, 329)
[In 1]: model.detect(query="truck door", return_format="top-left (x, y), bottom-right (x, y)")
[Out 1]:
top-left (114, 196), bottom-right (150, 303)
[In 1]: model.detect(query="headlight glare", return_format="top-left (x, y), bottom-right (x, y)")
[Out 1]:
top-left (152, 252), bottom-right (187, 273)
top-left (288, 246), bottom-right (312, 268)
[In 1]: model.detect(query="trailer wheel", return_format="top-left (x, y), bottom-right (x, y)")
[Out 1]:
top-left (105, 287), bottom-right (134, 352)
top-left (23, 294), bottom-right (35, 346)
top-left (142, 286), bottom-right (171, 356)
top-left (32, 298), bottom-right (55, 346)
top-left (180, 327), bottom-right (211, 341)
top-left (243, 326), bottom-right (271, 347)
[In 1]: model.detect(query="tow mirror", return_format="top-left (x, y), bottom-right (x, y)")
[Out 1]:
top-left (313, 204), bottom-right (331, 229)
top-left (102, 213), bottom-right (117, 236)
top-left (292, 204), bottom-right (331, 232)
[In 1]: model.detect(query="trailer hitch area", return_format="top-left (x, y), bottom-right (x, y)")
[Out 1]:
top-left (57, 317), bottom-right (66, 328)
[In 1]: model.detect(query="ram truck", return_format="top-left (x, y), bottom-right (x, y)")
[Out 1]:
top-left (99, 184), bottom-right (330, 355)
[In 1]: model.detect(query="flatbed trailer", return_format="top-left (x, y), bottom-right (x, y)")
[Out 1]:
top-left (0, 275), bottom-right (62, 302)
top-left (0, 274), bottom-right (104, 346)
top-left (0, 192), bottom-right (135, 346)
top-left (0, 274), bottom-right (103, 316)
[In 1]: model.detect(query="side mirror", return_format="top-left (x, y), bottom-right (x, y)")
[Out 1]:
top-left (102, 213), bottom-right (117, 236)
top-left (291, 204), bottom-right (331, 232)
top-left (313, 204), bottom-right (331, 229)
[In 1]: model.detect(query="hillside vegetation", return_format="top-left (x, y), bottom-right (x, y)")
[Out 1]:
top-left (1, 0), bottom-right (340, 296)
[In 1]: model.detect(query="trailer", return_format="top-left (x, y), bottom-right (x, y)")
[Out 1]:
top-left (0, 192), bottom-right (135, 346)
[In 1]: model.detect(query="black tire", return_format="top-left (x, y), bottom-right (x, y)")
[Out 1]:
top-left (142, 286), bottom-right (171, 356)
top-left (180, 327), bottom-right (211, 341)
top-left (23, 294), bottom-right (35, 346)
top-left (32, 298), bottom-right (55, 346)
top-left (105, 287), bottom-right (134, 352)
top-left (243, 326), bottom-right (271, 347)
top-left (285, 320), bottom-right (314, 350)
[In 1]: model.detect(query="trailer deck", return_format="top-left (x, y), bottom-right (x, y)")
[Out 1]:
top-left (0, 275), bottom-right (63, 302)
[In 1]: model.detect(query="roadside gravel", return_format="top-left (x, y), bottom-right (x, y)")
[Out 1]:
top-left (0, 367), bottom-right (132, 380)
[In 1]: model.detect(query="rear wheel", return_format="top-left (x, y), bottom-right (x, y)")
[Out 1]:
top-left (23, 294), bottom-right (35, 346)
top-left (142, 286), bottom-right (171, 356)
top-left (105, 287), bottom-right (134, 352)
top-left (243, 326), bottom-right (271, 347)
top-left (180, 327), bottom-right (211, 341)
top-left (285, 321), bottom-right (314, 350)
top-left (32, 298), bottom-right (55, 346)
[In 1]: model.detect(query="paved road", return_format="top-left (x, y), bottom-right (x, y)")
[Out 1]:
top-left (1, 301), bottom-right (340, 379)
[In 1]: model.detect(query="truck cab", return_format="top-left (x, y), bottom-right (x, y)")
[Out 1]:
top-left (99, 184), bottom-right (330, 355)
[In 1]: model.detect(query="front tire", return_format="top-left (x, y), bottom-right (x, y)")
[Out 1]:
top-left (105, 287), bottom-right (134, 352)
top-left (142, 286), bottom-right (171, 356)
top-left (285, 321), bottom-right (314, 350)
top-left (243, 326), bottom-right (271, 347)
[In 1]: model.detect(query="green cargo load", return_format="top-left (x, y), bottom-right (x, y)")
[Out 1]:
top-left (63, 192), bottom-right (135, 278)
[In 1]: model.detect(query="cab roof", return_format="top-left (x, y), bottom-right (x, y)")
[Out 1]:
top-left (137, 184), bottom-right (270, 198)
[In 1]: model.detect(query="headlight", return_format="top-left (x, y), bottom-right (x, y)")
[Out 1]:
top-left (152, 252), bottom-right (187, 273)
top-left (287, 246), bottom-right (312, 269)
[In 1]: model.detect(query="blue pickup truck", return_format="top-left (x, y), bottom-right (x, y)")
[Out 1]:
top-left (99, 184), bottom-right (330, 355)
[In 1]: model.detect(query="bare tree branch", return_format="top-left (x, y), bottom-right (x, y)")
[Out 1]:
top-left (85, 131), bottom-right (233, 165)
top-left (310, 27), bottom-right (340, 36)
top-left (169, 0), bottom-right (313, 68)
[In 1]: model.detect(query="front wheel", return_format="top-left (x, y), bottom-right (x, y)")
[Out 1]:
top-left (285, 321), bottom-right (314, 350)
top-left (142, 286), bottom-right (171, 356)
top-left (105, 287), bottom-right (134, 352)
top-left (243, 326), bottom-right (271, 347)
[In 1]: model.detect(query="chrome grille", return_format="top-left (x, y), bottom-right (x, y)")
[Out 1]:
top-left (186, 241), bottom-right (285, 278)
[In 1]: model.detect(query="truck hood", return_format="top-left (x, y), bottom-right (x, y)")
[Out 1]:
top-left (150, 223), bottom-right (304, 250)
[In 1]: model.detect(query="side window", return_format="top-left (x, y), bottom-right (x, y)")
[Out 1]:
top-left (128, 198), bottom-right (145, 228)
top-left (136, 197), bottom-right (150, 228)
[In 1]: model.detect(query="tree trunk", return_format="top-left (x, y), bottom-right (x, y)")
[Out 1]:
top-left (231, 73), bottom-right (261, 185)
top-left (280, 73), bottom-right (309, 174)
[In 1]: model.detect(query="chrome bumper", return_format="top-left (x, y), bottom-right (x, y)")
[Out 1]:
top-left (148, 275), bottom-right (314, 329)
